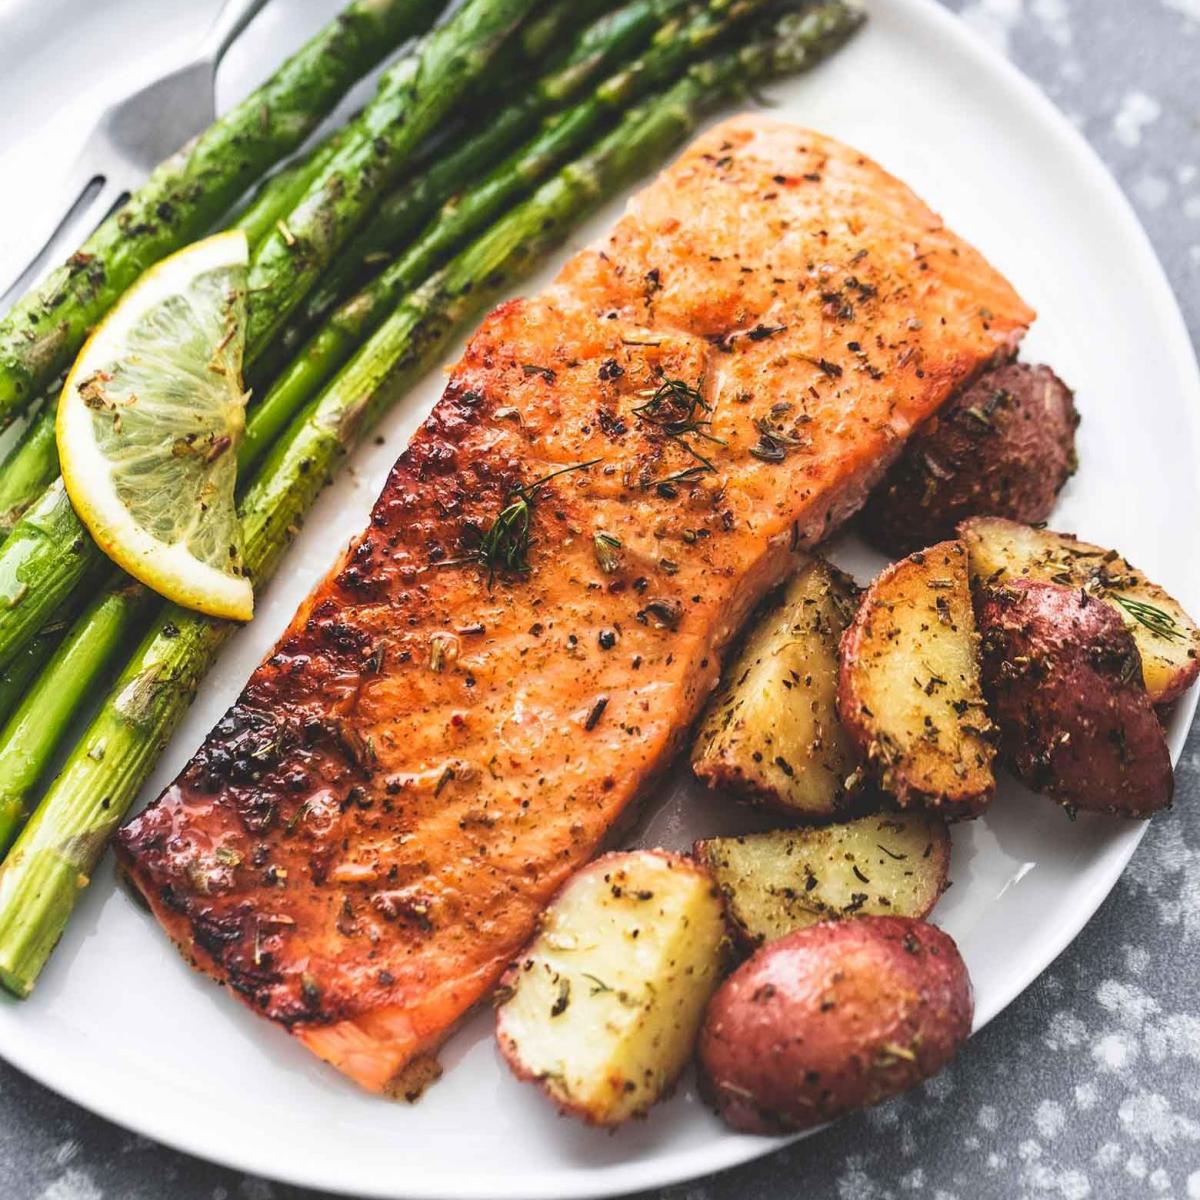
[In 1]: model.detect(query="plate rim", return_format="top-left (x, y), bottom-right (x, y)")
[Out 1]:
top-left (1, 1), bottom-right (1197, 1196)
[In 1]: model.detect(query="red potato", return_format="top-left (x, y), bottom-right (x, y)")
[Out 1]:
top-left (960, 517), bottom-right (1200, 705)
top-left (698, 916), bottom-right (972, 1133)
top-left (691, 556), bottom-right (863, 819)
top-left (838, 540), bottom-right (995, 817)
top-left (975, 579), bottom-right (1173, 817)
top-left (861, 362), bottom-right (1079, 555)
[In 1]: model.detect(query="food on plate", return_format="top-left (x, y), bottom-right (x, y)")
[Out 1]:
top-left (57, 231), bottom-right (253, 622)
top-left (975, 579), bottom-right (1172, 816)
top-left (860, 362), bottom-right (1078, 554)
top-left (244, 0), bottom-right (548, 356)
top-left (494, 850), bottom-right (725, 1124)
top-left (0, 13), bottom-right (868, 996)
top-left (112, 115), bottom-right (1032, 1089)
top-left (960, 516), bottom-right (1200, 705)
top-left (0, 0), bottom-right (587, 679)
top-left (0, 403), bottom-right (58, 541)
top-left (238, 1), bottom-right (867, 467)
top-left (693, 812), bottom-right (950, 948)
top-left (690, 555), bottom-right (861, 817)
top-left (697, 915), bottom-right (972, 1132)
top-left (838, 540), bottom-right (995, 816)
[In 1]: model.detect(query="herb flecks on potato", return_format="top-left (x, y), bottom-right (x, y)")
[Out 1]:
top-left (694, 812), bottom-right (950, 949)
top-left (698, 916), bottom-right (973, 1133)
top-left (495, 850), bottom-right (725, 1127)
top-left (976, 578), bottom-right (1173, 817)
top-left (692, 556), bottom-right (862, 817)
top-left (861, 362), bottom-right (1078, 555)
top-left (960, 516), bottom-right (1200, 705)
top-left (838, 540), bottom-right (995, 816)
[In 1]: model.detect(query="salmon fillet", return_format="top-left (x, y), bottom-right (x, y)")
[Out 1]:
top-left (116, 116), bottom-right (1033, 1095)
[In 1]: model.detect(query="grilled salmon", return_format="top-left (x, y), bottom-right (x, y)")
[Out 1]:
top-left (116, 116), bottom-right (1034, 1096)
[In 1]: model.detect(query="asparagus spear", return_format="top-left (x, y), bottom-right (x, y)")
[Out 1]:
top-left (243, 0), bottom-right (543, 360)
top-left (0, 0), bottom-right (444, 430)
top-left (0, 577), bottom-right (152, 854)
top-left (0, 481), bottom-right (99, 673)
top-left (231, 133), bottom-right (347, 251)
top-left (0, 0), bottom-right (651, 670)
top-left (0, 622), bottom-right (63, 729)
top-left (0, 405), bottom-right (58, 542)
top-left (0, 562), bottom-right (105, 727)
top-left (242, 0), bottom-right (739, 464)
top-left (0, 1), bottom-right (864, 996)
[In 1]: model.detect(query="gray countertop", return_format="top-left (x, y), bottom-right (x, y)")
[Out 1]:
top-left (3, 1), bottom-right (1199, 1197)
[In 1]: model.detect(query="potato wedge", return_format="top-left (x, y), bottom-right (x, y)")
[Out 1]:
top-left (977, 579), bottom-right (1172, 817)
top-left (691, 556), bottom-right (861, 818)
top-left (694, 813), bottom-right (950, 948)
top-left (960, 516), bottom-right (1200, 705)
top-left (494, 850), bottom-right (725, 1126)
top-left (861, 362), bottom-right (1078, 555)
top-left (698, 916), bottom-right (973, 1133)
top-left (838, 540), bottom-right (995, 816)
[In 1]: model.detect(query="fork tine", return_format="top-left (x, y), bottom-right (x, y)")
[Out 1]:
top-left (0, 174), bottom-right (130, 313)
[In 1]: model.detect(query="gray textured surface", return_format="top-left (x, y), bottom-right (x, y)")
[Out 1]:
top-left (2, 1), bottom-right (1199, 1197)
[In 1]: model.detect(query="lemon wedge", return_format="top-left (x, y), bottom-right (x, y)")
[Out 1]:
top-left (57, 230), bottom-right (253, 621)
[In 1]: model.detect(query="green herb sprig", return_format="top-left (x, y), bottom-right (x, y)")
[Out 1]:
top-left (449, 459), bottom-right (601, 586)
top-left (633, 377), bottom-right (725, 476)
top-left (1112, 593), bottom-right (1183, 642)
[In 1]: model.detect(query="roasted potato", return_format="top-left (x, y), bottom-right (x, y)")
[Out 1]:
top-left (838, 540), bottom-right (995, 816)
top-left (698, 916), bottom-right (973, 1133)
top-left (494, 850), bottom-right (725, 1126)
top-left (861, 362), bottom-right (1078, 555)
top-left (960, 516), bottom-right (1200, 705)
top-left (694, 812), bottom-right (950, 949)
top-left (692, 556), bottom-right (862, 818)
top-left (976, 579), bottom-right (1172, 817)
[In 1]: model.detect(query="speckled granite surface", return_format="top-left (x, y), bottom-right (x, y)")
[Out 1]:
top-left (2, 2), bottom-right (1198, 1197)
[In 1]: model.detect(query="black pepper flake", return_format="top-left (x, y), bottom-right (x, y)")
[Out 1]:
top-left (585, 697), bottom-right (609, 731)
top-left (804, 355), bottom-right (843, 378)
top-left (550, 977), bottom-right (571, 1017)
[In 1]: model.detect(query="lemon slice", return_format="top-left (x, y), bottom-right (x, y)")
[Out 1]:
top-left (58, 230), bottom-right (253, 621)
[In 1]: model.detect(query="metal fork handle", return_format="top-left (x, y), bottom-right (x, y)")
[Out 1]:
top-left (197, 0), bottom-right (271, 66)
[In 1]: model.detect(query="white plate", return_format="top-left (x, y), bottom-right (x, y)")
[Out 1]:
top-left (1, 1), bottom-right (1198, 1197)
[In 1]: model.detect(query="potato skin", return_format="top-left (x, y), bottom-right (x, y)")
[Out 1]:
top-left (861, 363), bottom-right (1078, 555)
top-left (975, 579), bottom-right (1172, 817)
top-left (698, 916), bottom-right (972, 1133)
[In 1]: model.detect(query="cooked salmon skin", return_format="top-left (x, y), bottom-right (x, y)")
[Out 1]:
top-left (116, 117), bottom-right (1033, 1095)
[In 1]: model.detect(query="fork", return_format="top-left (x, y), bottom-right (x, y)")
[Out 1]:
top-left (0, 0), bottom-right (269, 307)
